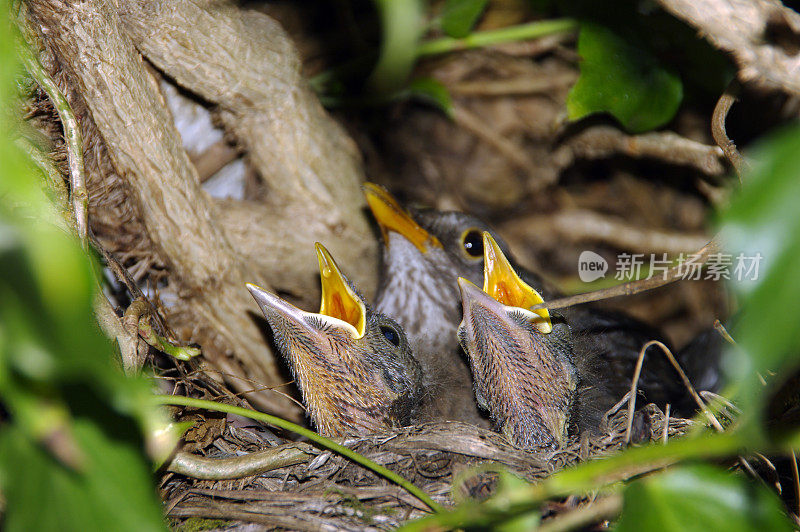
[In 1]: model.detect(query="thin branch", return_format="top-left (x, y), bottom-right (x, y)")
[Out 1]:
top-left (449, 73), bottom-right (577, 96)
top-left (556, 126), bottom-right (726, 176)
top-left (712, 80), bottom-right (748, 181)
top-left (713, 319), bottom-right (737, 344)
top-left (619, 342), bottom-right (767, 488)
top-left (530, 240), bottom-right (720, 312)
top-left (505, 209), bottom-right (709, 255)
top-left (189, 139), bottom-right (239, 183)
top-left (93, 293), bottom-right (144, 375)
top-left (625, 339), bottom-right (724, 445)
top-left (624, 346), bottom-right (645, 446)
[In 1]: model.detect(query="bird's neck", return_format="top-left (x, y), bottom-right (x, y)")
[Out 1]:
top-left (376, 237), bottom-right (462, 357)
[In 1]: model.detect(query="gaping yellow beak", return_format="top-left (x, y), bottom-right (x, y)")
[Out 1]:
top-left (482, 232), bottom-right (552, 334)
top-left (362, 182), bottom-right (442, 254)
top-left (316, 243), bottom-right (367, 338)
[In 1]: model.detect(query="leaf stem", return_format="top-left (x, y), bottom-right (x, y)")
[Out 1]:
top-left (417, 18), bottom-right (578, 57)
top-left (152, 394), bottom-right (443, 513)
top-left (17, 30), bottom-right (88, 248)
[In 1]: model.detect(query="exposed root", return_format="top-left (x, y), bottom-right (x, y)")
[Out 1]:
top-left (711, 80), bottom-right (749, 180)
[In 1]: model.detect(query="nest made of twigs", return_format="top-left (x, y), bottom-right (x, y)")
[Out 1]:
top-left (161, 402), bottom-right (692, 531)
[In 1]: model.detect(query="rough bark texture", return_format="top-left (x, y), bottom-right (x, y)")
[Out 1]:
top-left (26, 0), bottom-right (352, 419)
top-left (656, 0), bottom-right (800, 95)
top-left (118, 0), bottom-right (378, 303)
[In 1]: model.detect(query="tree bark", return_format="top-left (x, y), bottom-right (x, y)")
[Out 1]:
top-left (656, 0), bottom-right (800, 95)
top-left (118, 0), bottom-right (378, 301)
top-left (25, 0), bottom-right (385, 420)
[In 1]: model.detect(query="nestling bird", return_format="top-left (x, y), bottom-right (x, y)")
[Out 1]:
top-left (458, 233), bottom-right (610, 449)
top-left (247, 243), bottom-right (424, 437)
top-left (364, 183), bottom-right (521, 425)
top-left (364, 184), bottom-right (715, 420)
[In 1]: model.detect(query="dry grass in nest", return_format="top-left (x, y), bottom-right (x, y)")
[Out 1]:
top-left (160, 399), bottom-right (693, 530)
top-left (17, 2), bottom-right (743, 529)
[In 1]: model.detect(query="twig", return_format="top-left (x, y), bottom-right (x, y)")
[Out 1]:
top-left (152, 395), bottom-right (443, 513)
top-left (489, 33), bottom-right (574, 57)
top-left (699, 391), bottom-right (740, 415)
top-left (620, 343), bottom-right (767, 488)
top-left (190, 139), bottom-right (239, 183)
top-left (537, 495), bottom-right (622, 532)
top-left (754, 453), bottom-right (780, 494)
top-left (623, 344), bottom-right (645, 446)
top-left (449, 73), bottom-right (577, 96)
top-left (192, 368), bottom-right (306, 411)
top-left (601, 392), bottom-right (632, 431)
top-left (713, 319), bottom-right (737, 344)
top-left (711, 81), bottom-right (748, 181)
top-left (625, 340), bottom-right (723, 445)
top-left (530, 239), bottom-right (720, 312)
top-left (125, 298), bottom-right (201, 361)
top-left (17, 33), bottom-right (88, 247)
top-left (506, 209), bottom-right (709, 255)
top-left (662, 404), bottom-right (671, 445)
top-left (166, 443), bottom-right (315, 480)
top-left (94, 293), bottom-right (145, 375)
top-left (556, 126), bottom-right (725, 176)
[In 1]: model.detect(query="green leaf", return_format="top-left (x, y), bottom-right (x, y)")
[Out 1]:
top-left (406, 77), bottom-right (453, 116)
top-left (0, 422), bottom-right (166, 532)
top-left (441, 0), bottom-right (489, 38)
top-left (0, 180), bottom-right (168, 532)
top-left (717, 124), bottom-right (800, 440)
top-left (615, 464), bottom-right (793, 532)
top-left (0, 4), bottom-right (168, 529)
top-left (567, 22), bottom-right (683, 133)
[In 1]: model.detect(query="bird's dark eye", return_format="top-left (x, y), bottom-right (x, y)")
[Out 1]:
top-left (462, 229), bottom-right (484, 258)
top-left (380, 325), bottom-right (401, 346)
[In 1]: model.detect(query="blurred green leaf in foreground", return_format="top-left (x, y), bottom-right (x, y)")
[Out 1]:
top-left (616, 464), bottom-right (793, 531)
top-left (718, 123), bottom-right (800, 444)
top-left (0, 2), bottom-right (167, 530)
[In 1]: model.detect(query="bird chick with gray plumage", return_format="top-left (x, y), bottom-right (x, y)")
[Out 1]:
top-left (247, 243), bottom-right (424, 437)
top-left (363, 183), bottom-right (532, 425)
top-left (458, 233), bottom-right (611, 449)
top-left (365, 184), bottom-right (717, 419)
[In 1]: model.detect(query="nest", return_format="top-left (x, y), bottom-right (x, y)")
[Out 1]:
top-left (162, 403), bottom-right (692, 530)
top-left (18, 1), bottom-right (751, 529)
